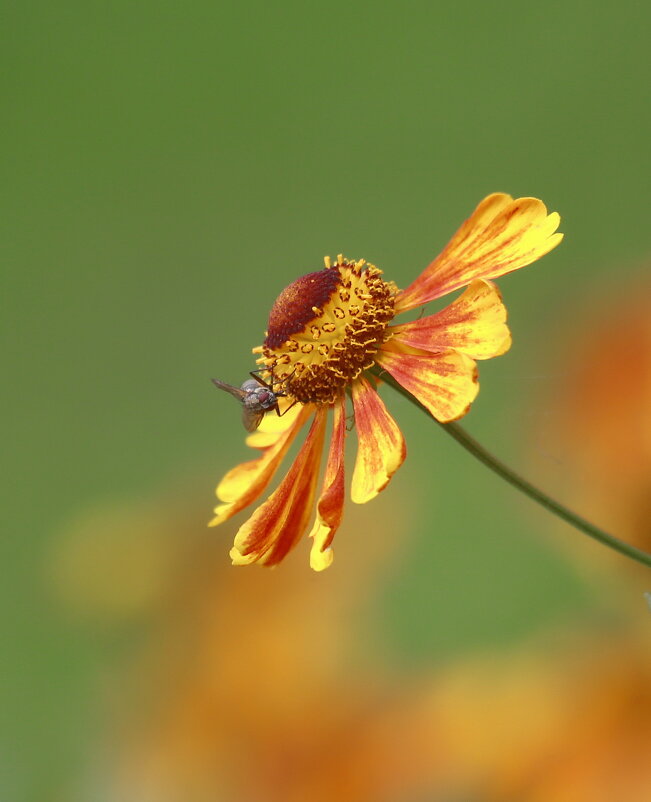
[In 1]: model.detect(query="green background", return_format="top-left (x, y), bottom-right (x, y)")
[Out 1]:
top-left (3, 2), bottom-right (650, 799)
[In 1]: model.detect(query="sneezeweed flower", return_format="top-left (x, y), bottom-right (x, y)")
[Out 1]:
top-left (534, 277), bottom-right (651, 582)
top-left (211, 193), bottom-right (563, 569)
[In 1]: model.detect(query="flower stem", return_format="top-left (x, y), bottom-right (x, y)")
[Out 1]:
top-left (373, 368), bottom-right (651, 570)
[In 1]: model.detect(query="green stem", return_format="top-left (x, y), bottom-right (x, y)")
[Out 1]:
top-left (373, 368), bottom-right (651, 570)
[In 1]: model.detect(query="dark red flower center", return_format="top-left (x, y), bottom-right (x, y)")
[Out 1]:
top-left (265, 268), bottom-right (341, 349)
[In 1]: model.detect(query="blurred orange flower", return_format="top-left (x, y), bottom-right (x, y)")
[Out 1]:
top-left (533, 276), bottom-right (651, 582)
top-left (211, 194), bottom-right (563, 569)
top-left (425, 275), bottom-right (650, 801)
top-left (426, 627), bottom-right (651, 802)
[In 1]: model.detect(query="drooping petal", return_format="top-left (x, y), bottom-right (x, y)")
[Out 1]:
top-left (351, 376), bottom-right (406, 505)
top-left (389, 279), bottom-right (512, 359)
top-left (309, 397), bottom-right (347, 571)
top-left (230, 406), bottom-right (328, 566)
top-left (396, 194), bottom-right (562, 313)
top-left (209, 403), bottom-right (312, 527)
top-left (376, 343), bottom-right (479, 423)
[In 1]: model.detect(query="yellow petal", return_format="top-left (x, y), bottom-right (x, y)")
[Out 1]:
top-left (209, 405), bottom-right (312, 527)
top-left (396, 193), bottom-right (562, 313)
top-left (351, 376), bottom-right (406, 505)
top-left (244, 398), bottom-right (303, 448)
top-left (389, 279), bottom-right (512, 359)
top-left (309, 398), bottom-right (347, 571)
top-left (230, 407), bottom-right (328, 566)
top-left (376, 344), bottom-right (479, 423)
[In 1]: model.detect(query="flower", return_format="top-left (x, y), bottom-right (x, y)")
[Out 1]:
top-left (210, 193), bottom-right (563, 569)
top-left (532, 274), bottom-right (651, 582)
top-left (412, 625), bottom-right (651, 802)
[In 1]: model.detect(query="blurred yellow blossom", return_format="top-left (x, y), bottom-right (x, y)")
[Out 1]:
top-left (426, 627), bottom-right (651, 802)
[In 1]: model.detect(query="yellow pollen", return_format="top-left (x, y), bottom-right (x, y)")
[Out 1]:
top-left (259, 256), bottom-right (397, 404)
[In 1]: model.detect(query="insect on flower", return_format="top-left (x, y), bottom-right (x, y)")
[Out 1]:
top-left (211, 372), bottom-right (288, 432)
top-left (210, 193), bottom-right (564, 570)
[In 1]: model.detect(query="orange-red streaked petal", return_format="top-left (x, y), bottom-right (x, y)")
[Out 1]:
top-left (230, 407), bottom-right (328, 567)
top-left (389, 279), bottom-right (512, 359)
top-left (351, 376), bottom-right (406, 505)
top-left (396, 193), bottom-right (562, 313)
top-left (376, 344), bottom-right (479, 423)
top-left (209, 404), bottom-right (312, 527)
top-left (309, 397), bottom-right (347, 571)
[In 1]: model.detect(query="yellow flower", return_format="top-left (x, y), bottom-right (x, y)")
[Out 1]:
top-left (210, 193), bottom-right (563, 569)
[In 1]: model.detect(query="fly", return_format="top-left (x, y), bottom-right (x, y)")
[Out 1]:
top-left (211, 371), bottom-right (291, 432)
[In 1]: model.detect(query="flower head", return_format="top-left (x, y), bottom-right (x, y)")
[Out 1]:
top-left (211, 193), bottom-right (562, 569)
top-left (261, 259), bottom-right (397, 404)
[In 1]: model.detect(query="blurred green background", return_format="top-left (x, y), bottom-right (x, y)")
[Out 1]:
top-left (3, 1), bottom-right (650, 799)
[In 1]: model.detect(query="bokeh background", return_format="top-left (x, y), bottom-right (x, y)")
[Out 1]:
top-left (4, 2), bottom-right (651, 800)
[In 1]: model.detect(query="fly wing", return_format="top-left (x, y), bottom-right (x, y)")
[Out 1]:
top-left (242, 407), bottom-right (264, 432)
top-left (211, 378), bottom-right (246, 401)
